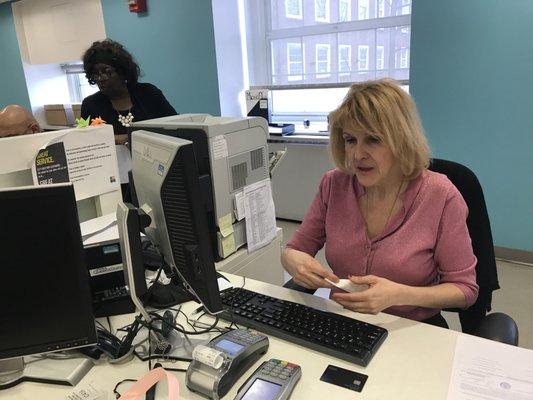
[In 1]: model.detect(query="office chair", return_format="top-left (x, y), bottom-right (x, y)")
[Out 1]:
top-left (284, 159), bottom-right (519, 346)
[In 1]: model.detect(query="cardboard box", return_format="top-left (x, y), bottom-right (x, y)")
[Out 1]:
top-left (72, 104), bottom-right (81, 120)
top-left (44, 104), bottom-right (74, 126)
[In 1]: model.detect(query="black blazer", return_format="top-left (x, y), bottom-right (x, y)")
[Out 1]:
top-left (80, 82), bottom-right (177, 135)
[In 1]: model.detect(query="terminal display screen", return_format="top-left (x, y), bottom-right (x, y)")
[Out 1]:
top-left (241, 379), bottom-right (281, 400)
top-left (215, 339), bottom-right (244, 356)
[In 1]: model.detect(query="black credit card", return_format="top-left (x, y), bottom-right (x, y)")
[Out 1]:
top-left (319, 364), bottom-right (368, 392)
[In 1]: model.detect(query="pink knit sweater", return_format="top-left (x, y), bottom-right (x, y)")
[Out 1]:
top-left (286, 169), bottom-right (479, 321)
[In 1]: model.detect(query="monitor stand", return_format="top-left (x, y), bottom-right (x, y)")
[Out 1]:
top-left (117, 203), bottom-right (213, 360)
top-left (0, 356), bottom-right (93, 390)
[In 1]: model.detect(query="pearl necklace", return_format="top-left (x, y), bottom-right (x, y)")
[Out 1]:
top-left (117, 110), bottom-right (134, 127)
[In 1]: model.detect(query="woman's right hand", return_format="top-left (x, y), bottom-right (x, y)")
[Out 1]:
top-left (281, 248), bottom-right (339, 289)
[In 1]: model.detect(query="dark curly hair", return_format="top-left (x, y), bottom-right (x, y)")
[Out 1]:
top-left (83, 39), bottom-right (141, 85)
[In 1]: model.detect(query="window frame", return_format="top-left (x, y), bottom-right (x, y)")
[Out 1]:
top-left (358, 0), bottom-right (369, 20)
top-left (285, 0), bottom-right (303, 19)
top-left (338, 0), bottom-right (351, 22)
top-left (400, 0), bottom-right (411, 16)
top-left (315, 43), bottom-right (331, 78)
top-left (357, 44), bottom-right (369, 71)
top-left (61, 62), bottom-right (98, 104)
top-left (314, 0), bottom-right (330, 22)
top-left (376, 0), bottom-right (386, 18)
top-left (376, 45), bottom-right (385, 70)
top-left (287, 42), bottom-right (305, 81)
top-left (395, 47), bottom-right (409, 69)
top-left (246, 1), bottom-right (411, 128)
top-left (338, 44), bottom-right (352, 76)
top-left (252, 2), bottom-right (411, 87)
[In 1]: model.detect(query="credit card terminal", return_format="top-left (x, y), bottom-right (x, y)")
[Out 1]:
top-left (234, 359), bottom-right (301, 400)
top-left (186, 329), bottom-right (269, 400)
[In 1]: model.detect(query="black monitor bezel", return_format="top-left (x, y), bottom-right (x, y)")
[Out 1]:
top-left (159, 144), bottom-right (223, 314)
top-left (0, 184), bottom-right (97, 360)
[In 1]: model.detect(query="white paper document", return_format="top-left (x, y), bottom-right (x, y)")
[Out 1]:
top-left (217, 276), bottom-right (234, 292)
top-left (80, 213), bottom-right (118, 245)
top-left (80, 212), bottom-right (117, 237)
top-left (30, 126), bottom-right (120, 201)
top-left (243, 179), bottom-right (277, 252)
top-left (447, 335), bottom-right (533, 400)
top-left (234, 191), bottom-right (245, 221)
top-left (212, 135), bottom-right (228, 160)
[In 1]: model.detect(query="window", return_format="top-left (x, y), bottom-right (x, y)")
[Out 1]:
top-left (376, 45), bottom-right (384, 70)
top-left (400, 0), bottom-right (411, 15)
top-left (245, 1), bottom-right (411, 126)
top-left (315, 44), bottom-right (331, 78)
top-left (338, 44), bottom-right (351, 76)
top-left (395, 48), bottom-right (409, 69)
top-left (358, 0), bottom-right (369, 20)
top-left (315, 0), bottom-right (330, 22)
top-left (62, 63), bottom-right (98, 103)
top-left (357, 45), bottom-right (369, 71)
top-left (339, 0), bottom-right (351, 22)
top-left (287, 43), bottom-right (304, 81)
top-left (376, 0), bottom-right (386, 18)
top-left (285, 0), bottom-right (302, 19)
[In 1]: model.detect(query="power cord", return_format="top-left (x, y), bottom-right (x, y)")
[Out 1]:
top-left (113, 378), bottom-right (137, 399)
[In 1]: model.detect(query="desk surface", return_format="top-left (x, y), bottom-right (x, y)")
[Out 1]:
top-left (1, 274), bottom-right (465, 400)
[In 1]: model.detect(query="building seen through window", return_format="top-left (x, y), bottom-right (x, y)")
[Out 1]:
top-left (268, 0), bottom-right (411, 85)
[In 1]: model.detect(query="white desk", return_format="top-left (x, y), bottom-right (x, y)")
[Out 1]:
top-left (0, 274), bottom-right (467, 399)
top-left (215, 228), bottom-right (284, 286)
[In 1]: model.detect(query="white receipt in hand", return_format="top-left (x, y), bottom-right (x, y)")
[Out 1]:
top-left (325, 278), bottom-right (369, 293)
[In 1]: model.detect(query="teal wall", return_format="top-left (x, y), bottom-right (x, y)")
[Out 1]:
top-left (0, 3), bottom-right (30, 109)
top-left (100, 0), bottom-right (220, 115)
top-left (410, 0), bottom-right (533, 252)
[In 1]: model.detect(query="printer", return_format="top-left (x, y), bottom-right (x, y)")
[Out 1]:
top-left (129, 114), bottom-right (269, 260)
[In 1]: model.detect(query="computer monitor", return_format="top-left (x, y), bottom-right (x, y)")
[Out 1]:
top-left (118, 130), bottom-right (223, 316)
top-left (129, 115), bottom-right (270, 261)
top-left (0, 184), bottom-right (97, 389)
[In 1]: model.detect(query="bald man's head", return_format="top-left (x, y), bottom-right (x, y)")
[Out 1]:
top-left (0, 105), bottom-right (42, 138)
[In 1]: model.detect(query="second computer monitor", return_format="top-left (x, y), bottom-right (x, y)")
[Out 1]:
top-left (0, 184), bottom-right (96, 388)
top-left (131, 130), bottom-right (223, 314)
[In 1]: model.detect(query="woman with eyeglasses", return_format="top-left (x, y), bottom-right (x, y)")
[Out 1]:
top-left (80, 39), bottom-right (177, 146)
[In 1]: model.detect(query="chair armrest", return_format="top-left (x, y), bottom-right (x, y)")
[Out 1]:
top-left (283, 278), bottom-right (317, 295)
top-left (475, 312), bottom-right (519, 346)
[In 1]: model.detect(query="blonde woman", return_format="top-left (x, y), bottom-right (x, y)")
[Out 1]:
top-left (281, 79), bottom-right (478, 327)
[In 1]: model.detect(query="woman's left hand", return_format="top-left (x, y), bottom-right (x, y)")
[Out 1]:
top-left (331, 275), bottom-right (404, 315)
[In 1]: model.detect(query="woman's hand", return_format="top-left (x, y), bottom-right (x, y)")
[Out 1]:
top-left (331, 275), bottom-right (405, 315)
top-left (281, 248), bottom-right (339, 290)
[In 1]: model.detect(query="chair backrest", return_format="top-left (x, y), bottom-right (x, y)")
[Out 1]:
top-left (429, 158), bottom-right (500, 332)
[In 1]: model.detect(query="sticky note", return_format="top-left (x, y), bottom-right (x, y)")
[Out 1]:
top-left (221, 234), bottom-right (236, 258)
top-left (218, 213), bottom-right (234, 237)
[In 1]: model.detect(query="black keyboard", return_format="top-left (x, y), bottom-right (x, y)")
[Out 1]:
top-left (220, 287), bottom-right (387, 366)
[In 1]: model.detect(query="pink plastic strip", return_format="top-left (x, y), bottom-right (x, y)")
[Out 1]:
top-left (120, 367), bottom-right (180, 400)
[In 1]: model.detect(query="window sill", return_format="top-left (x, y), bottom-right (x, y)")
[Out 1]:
top-left (268, 134), bottom-right (329, 145)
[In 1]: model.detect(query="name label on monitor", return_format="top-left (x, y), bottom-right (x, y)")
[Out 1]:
top-left (89, 264), bottom-right (123, 277)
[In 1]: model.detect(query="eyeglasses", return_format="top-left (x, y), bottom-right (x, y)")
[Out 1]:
top-left (88, 68), bottom-right (117, 84)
